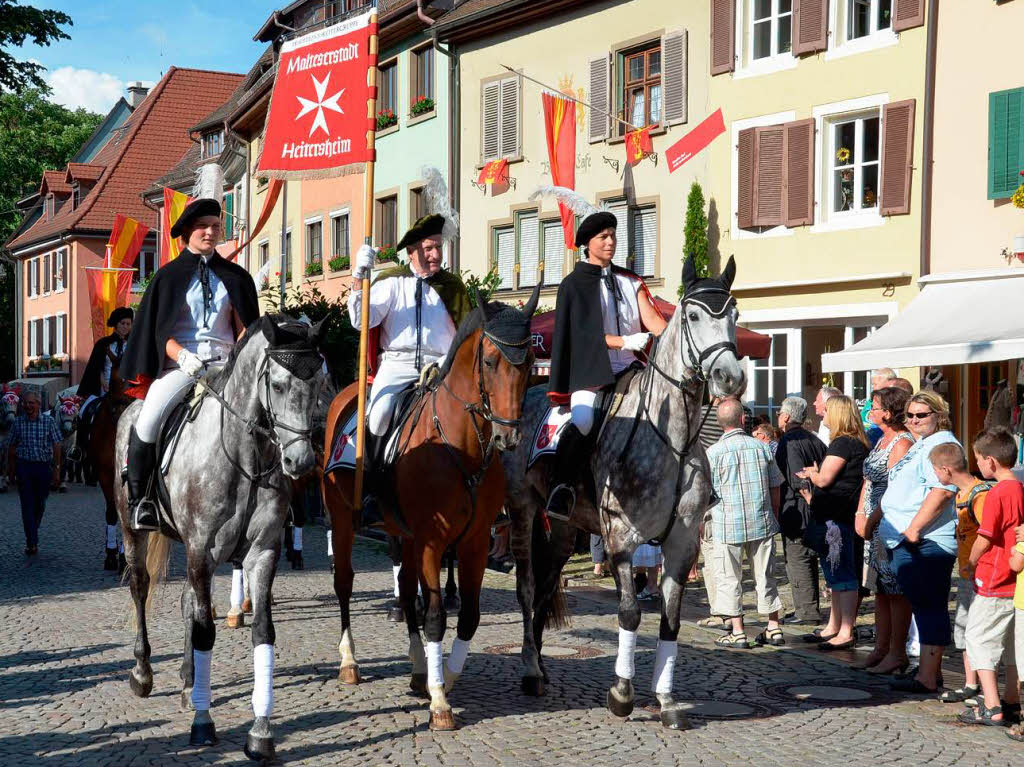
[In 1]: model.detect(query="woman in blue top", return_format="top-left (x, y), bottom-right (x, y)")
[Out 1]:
top-left (880, 390), bottom-right (959, 694)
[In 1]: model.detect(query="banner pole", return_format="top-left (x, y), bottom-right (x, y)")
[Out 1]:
top-left (353, 4), bottom-right (379, 519)
top-left (279, 180), bottom-right (288, 307)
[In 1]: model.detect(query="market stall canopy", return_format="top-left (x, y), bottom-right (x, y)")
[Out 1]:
top-left (822, 269), bottom-right (1024, 372)
top-left (530, 296), bottom-right (772, 360)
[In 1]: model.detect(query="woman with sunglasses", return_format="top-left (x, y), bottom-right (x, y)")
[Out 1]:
top-left (879, 389), bottom-right (961, 693)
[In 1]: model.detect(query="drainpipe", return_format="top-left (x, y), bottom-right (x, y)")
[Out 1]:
top-left (919, 0), bottom-right (939, 280)
top-left (433, 31), bottom-right (460, 272)
top-left (416, 0), bottom-right (434, 26)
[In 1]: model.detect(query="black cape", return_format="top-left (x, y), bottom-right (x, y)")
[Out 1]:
top-left (120, 249), bottom-right (260, 382)
top-left (549, 261), bottom-right (646, 399)
top-left (78, 333), bottom-right (127, 398)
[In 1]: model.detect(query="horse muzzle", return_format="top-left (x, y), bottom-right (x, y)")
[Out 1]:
top-left (280, 442), bottom-right (316, 479)
top-left (708, 354), bottom-right (746, 399)
top-left (491, 422), bottom-right (522, 452)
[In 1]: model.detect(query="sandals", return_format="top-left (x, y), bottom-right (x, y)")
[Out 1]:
top-left (958, 703), bottom-right (1007, 727)
top-left (698, 616), bottom-right (729, 630)
top-left (755, 627), bottom-right (785, 647)
top-left (1007, 723), bottom-right (1024, 742)
top-left (715, 632), bottom-right (750, 649)
top-left (940, 685), bottom-right (979, 704)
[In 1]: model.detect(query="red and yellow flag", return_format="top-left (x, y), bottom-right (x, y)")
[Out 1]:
top-left (542, 92), bottom-right (577, 249)
top-left (476, 158), bottom-right (508, 187)
top-left (625, 126), bottom-right (653, 167)
top-left (161, 187), bottom-right (192, 265)
top-left (106, 214), bottom-right (150, 270)
top-left (85, 269), bottom-right (133, 343)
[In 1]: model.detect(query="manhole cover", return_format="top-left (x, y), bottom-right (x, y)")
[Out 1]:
top-left (482, 643), bottom-right (602, 659)
top-left (760, 682), bottom-right (880, 703)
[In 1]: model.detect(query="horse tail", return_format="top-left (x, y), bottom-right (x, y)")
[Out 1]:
top-left (530, 512), bottom-right (570, 630)
top-left (144, 532), bottom-right (173, 612)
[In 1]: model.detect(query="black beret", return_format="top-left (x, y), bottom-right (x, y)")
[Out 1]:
top-left (169, 198), bottom-right (221, 238)
top-left (574, 211), bottom-right (618, 248)
top-left (396, 213), bottom-right (445, 251)
top-left (107, 307), bottom-right (134, 327)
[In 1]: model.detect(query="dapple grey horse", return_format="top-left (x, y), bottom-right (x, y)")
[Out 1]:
top-left (502, 255), bottom-right (746, 730)
top-left (114, 315), bottom-right (327, 762)
top-left (0, 388), bottom-right (20, 493)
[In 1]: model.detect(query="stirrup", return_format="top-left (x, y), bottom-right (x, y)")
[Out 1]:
top-left (545, 483), bottom-right (575, 521)
top-left (131, 499), bottom-right (159, 532)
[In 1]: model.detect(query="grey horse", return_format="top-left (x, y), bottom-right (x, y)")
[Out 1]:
top-left (502, 255), bottom-right (746, 730)
top-left (114, 315), bottom-right (327, 762)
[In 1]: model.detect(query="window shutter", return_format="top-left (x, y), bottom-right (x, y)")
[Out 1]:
top-left (541, 219), bottom-right (564, 285)
top-left (36, 320), bottom-right (43, 357)
top-left (737, 127), bottom-right (755, 229)
top-left (499, 76), bottom-right (520, 158)
top-left (893, 0), bottom-right (925, 32)
top-left (481, 81), bottom-right (500, 162)
top-left (631, 206), bottom-right (658, 277)
top-left (518, 212), bottom-right (540, 287)
top-left (753, 125), bottom-right (785, 227)
top-left (784, 118), bottom-right (815, 227)
top-left (710, 0), bottom-right (736, 75)
top-left (661, 30), bottom-right (687, 127)
top-left (880, 99), bottom-right (916, 216)
top-left (588, 54), bottom-right (611, 142)
top-left (792, 0), bottom-right (828, 55)
top-left (988, 88), bottom-right (1024, 200)
top-left (607, 199), bottom-right (630, 267)
top-left (495, 227), bottom-right (515, 290)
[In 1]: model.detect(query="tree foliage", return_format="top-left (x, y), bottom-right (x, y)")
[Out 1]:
top-left (684, 181), bottom-right (710, 284)
top-left (0, 0), bottom-right (71, 94)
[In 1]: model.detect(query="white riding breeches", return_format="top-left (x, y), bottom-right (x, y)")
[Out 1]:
top-left (136, 365), bottom-right (222, 444)
top-left (368, 354), bottom-right (440, 437)
top-left (570, 390), bottom-right (599, 437)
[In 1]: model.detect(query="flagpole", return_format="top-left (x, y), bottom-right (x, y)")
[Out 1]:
top-left (353, 2), bottom-right (379, 521)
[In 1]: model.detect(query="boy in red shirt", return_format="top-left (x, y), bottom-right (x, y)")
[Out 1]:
top-left (963, 427), bottom-right (1023, 726)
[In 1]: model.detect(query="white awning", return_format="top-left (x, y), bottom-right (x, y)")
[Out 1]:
top-left (822, 268), bottom-right (1024, 372)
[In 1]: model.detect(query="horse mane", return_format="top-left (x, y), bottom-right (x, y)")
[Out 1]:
top-left (208, 313), bottom-right (302, 392)
top-left (436, 299), bottom-right (513, 381)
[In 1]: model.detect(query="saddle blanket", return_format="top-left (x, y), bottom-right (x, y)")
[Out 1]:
top-left (325, 411), bottom-right (403, 474)
top-left (526, 405), bottom-right (572, 470)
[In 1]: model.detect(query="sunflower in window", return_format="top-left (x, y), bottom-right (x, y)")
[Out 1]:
top-left (836, 147), bottom-right (851, 164)
top-left (1012, 183), bottom-right (1024, 210)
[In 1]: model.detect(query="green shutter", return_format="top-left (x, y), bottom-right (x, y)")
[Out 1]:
top-left (224, 192), bottom-right (234, 236)
top-left (988, 87), bottom-right (1024, 199)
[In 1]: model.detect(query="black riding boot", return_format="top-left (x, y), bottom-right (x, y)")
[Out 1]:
top-left (126, 427), bottom-right (159, 532)
top-left (545, 424), bottom-right (588, 520)
top-left (358, 432), bottom-right (384, 529)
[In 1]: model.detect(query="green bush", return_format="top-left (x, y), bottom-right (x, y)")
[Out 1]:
top-left (462, 267), bottom-right (503, 308)
top-left (681, 181), bottom-right (710, 297)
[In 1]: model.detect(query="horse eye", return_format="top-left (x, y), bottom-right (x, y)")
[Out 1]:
top-left (688, 312), bottom-right (699, 322)
top-left (484, 357), bottom-right (496, 369)
top-left (271, 382), bottom-right (284, 394)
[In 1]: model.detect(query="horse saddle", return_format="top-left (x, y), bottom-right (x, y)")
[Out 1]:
top-left (79, 397), bottom-right (102, 426)
top-left (324, 381), bottom-right (423, 475)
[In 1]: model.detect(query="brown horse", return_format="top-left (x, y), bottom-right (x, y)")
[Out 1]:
top-left (323, 287), bottom-right (538, 730)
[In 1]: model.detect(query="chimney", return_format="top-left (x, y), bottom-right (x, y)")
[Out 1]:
top-left (127, 82), bottom-right (149, 108)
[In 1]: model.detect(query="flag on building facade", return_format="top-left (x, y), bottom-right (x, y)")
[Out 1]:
top-left (106, 215), bottom-right (150, 270)
top-left (665, 108), bottom-right (726, 173)
top-left (161, 187), bottom-right (191, 264)
top-left (625, 126), bottom-right (653, 167)
top-left (258, 9), bottom-right (378, 178)
top-left (85, 268), bottom-right (134, 343)
top-left (476, 158), bottom-right (509, 187)
top-left (541, 92), bottom-right (577, 249)
top-left (221, 178), bottom-right (284, 262)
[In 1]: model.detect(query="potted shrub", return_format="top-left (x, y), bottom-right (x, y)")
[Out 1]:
top-left (305, 260), bottom-right (323, 277)
top-left (411, 95), bottom-right (435, 116)
top-left (376, 108), bottom-right (397, 130)
top-left (329, 254), bottom-right (350, 272)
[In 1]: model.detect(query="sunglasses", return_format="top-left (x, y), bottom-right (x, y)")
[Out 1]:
top-left (905, 411), bottom-right (935, 420)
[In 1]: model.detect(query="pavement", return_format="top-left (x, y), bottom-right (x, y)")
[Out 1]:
top-left (1, 482), bottom-right (1020, 766)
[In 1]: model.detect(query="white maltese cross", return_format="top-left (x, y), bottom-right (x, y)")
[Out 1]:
top-left (295, 72), bottom-right (345, 137)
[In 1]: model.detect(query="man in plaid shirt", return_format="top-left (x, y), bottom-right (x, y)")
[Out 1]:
top-left (706, 398), bottom-right (784, 649)
top-left (7, 392), bottom-right (63, 555)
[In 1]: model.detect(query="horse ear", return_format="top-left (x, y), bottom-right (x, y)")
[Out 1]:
top-left (522, 283), bottom-right (541, 317)
top-left (720, 256), bottom-right (737, 292)
top-left (682, 255), bottom-right (698, 293)
top-left (472, 286), bottom-right (486, 314)
top-left (309, 316), bottom-right (329, 346)
top-left (259, 315), bottom-right (283, 346)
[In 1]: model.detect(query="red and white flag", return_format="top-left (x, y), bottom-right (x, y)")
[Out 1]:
top-left (258, 9), bottom-right (378, 178)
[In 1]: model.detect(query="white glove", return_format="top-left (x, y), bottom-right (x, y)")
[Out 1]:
top-left (621, 332), bottom-right (651, 352)
top-left (353, 244), bottom-right (377, 280)
top-left (177, 349), bottom-right (204, 379)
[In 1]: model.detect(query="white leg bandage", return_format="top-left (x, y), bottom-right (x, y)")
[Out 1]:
top-left (339, 628), bottom-right (356, 667)
top-left (292, 527), bottom-right (302, 551)
top-left (615, 628), bottom-right (637, 679)
top-left (426, 641), bottom-right (444, 689)
top-left (327, 529), bottom-right (333, 557)
top-left (251, 643), bottom-right (274, 718)
top-left (191, 649), bottom-right (212, 711)
top-left (446, 638), bottom-right (470, 675)
top-left (392, 565), bottom-right (402, 598)
top-left (651, 639), bottom-right (677, 695)
top-left (230, 568), bottom-right (244, 611)
top-left (105, 524), bottom-right (117, 549)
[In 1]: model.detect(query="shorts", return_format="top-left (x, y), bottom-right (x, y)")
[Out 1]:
top-left (964, 594), bottom-right (1017, 671)
top-left (953, 580), bottom-right (976, 651)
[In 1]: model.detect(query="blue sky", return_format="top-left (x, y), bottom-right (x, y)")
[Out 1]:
top-left (14, 0), bottom-right (274, 113)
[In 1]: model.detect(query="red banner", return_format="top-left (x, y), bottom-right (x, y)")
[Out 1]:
top-left (258, 9), bottom-right (377, 178)
top-left (85, 269), bottom-right (133, 344)
top-left (665, 108), bottom-right (726, 173)
top-left (541, 92), bottom-right (577, 249)
top-left (625, 126), bottom-right (653, 167)
top-left (106, 214), bottom-right (150, 270)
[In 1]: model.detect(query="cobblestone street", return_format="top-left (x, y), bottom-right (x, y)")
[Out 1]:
top-left (0, 484), bottom-right (1017, 765)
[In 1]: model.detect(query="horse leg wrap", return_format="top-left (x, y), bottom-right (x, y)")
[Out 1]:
top-left (446, 638), bottom-right (470, 676)
top-left (327, 530), bottom-right (333, 557)
top-left (426, 641), bottom-right (444, 689)
top-left (393, 565), bottom-right (402, 597)
top-left (292, 527), bottom-right (302, 551)
top-left (230, 569), bottom-right (244, 611)
top-left (652, 639), bottom-right (677, 695)
top-left (191, 650), bottom-right (212, 711)
top-left (614, 628), bottom-right (637, 680)
top-left (105, 524), bottom-right (117, 550)
top-left (251, 644), bottom-right (274, 718)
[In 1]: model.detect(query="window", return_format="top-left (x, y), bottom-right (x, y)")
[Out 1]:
top-left (988, 87), bottom-right (1024, 200)
top-left (72, 183), bottom-right (82, 209)
top-left (828, 113), bottom-right (880, 216)
top-left (202, 131), bottom-right (223, 158)
top-left (750, 331), bottom-right (790, 421)
top-left (376, 195), bottom-right (397, 248)
top-left (57, 314), bottom-right (67, 356)
top-left (378, 60), bottom-right (398, 120)
top-left (516, 211), bottom-right (540, 288)
top-left (27, 258), bottom-right (39, 297)
top-left (331, 213), bottom-right (350, 259)
top-left (410, 186), bottom-right (427, 223)
top-left (540, 219), bottom-right (565, 286)
top-left (42, 253), bottom-right (51, 294)
top-left (54, 249), bottom-right (66, 291)
top-left (43, 315), bottom-right (56, 356)
top-left (604, 199), bottom-right (658, 277)
top-left (223, 191), bottom-right (235, 239)
top-left (259, 241), bottom-right (270, 268)
top-left (411, 45), bottom-right (435, 107)
top-left (45, 194), bottom-right (54, 220)
top-left (494, 212), bottom-right (568, 291)
top-left (492, 224), bottom-right (515, 291)
top-left (847, 0), bottom-right (891, 41)
top-left (135, 250), bottom-right (157, 286)
top-left (751, 0), bottom-right (792, 61)
top-left (620, 42), bottom-right (662, 134)
top-left (481, 75), bottom-right (520, 162)
top-left (27, 318), bottom-right (40, 357)
top-left (306, 221), bottom-right (323, 266)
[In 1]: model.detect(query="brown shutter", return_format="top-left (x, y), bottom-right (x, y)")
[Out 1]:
top-left (710, 0), bottom-right (735, 76)
top-left (737, 128), bottom-right (755, 229)
top-left (784, 119), bottom-right (815, 227)
top-left (588, 53), bottom-right (611, 143)
top-left (793, 0), bottom-right (829, 55)
top-left (753, 126), bottom-right (785, 227)
top-left (661, 30), bottom-right (687, 126)
top-left (880, 99), bottom-right (916, 216)
top-left (893, 0), bottom-right (925, 32)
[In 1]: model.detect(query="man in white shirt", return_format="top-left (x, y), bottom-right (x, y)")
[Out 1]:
top-left (813, 385), bottom-right (841, 446)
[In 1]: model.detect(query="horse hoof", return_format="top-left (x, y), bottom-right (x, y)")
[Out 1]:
top-left (128, 669), bottom-right (152, 698)
top-left (242, 597), bottom-right (253, 614)
top-left (409, 673), bottom-right (428, 697)
top-left (180, 689), bottom-right (194, 711)
top-left (225, 610), bottom-right (245, 629)
top-left (244, 733), bottom-right (275, 762)
top-left (428, 709), bottom-right (457, 731)
top-left (660, 707), bottom-right (691, 731)
top-left (521, 676), bottom-right (545, 697)
top-left (339, 664), bottom-right (361, 685)
top-left (443, 593), bottom-right (460, 612)
top-left (388, 606), bottom-right (405, 623)
top-left (189, 721), bottom-right (218, 747)
top-left (606, 680), bottom-right (635, 719)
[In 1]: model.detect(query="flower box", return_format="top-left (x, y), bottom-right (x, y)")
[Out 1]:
top-left (305, 261), bottom-right (323, 277)
top-left (411, 96), bottom-right (435, 117)
top-left (376, 109), bottom-right (397, 130)
top-left (377, 245), bottom-right (398, 264)
top-left (329, 255), bottom-right (350, 272)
